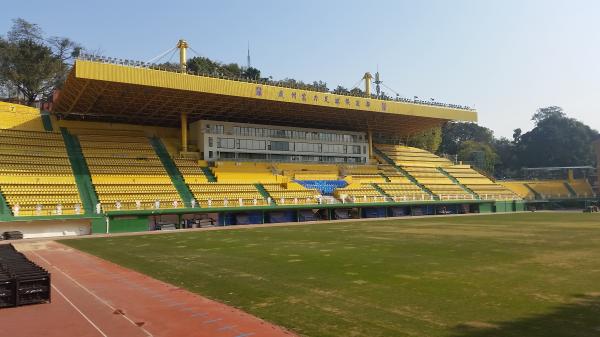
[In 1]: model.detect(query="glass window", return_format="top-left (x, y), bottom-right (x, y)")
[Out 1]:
top-left (217, 138), bottom-right (235, 149)
top-left (271, 141), bottom-right (290, 151)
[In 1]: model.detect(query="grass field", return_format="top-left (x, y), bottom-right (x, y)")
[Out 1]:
top-left (61, 213), bottom-right (600, 337)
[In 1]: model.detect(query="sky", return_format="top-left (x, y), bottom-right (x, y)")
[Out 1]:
top-left (2, 0), bottom-right (599, 138)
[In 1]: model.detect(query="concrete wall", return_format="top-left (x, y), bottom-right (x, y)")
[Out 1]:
top-left (0, 219), bottom-right (92, 239)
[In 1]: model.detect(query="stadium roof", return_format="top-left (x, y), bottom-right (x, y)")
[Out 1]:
top-left (52, 59), bottom-right (477, 135)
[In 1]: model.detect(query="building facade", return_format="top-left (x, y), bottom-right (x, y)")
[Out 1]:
top-left (190, 120), bottom-right (369, 163)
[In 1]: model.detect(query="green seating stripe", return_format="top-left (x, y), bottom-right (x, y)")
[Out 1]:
top-left (150, 137), bottom-right (196, 207)
top-left (61, 128), bottom-right (99, 214)
top-left (437, 167), bottom-right (479, 199)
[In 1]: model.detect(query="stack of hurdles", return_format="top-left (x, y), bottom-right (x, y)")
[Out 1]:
top-left (0, 129), bottom-right (83, 216)
top-left (0, 244), bottom-right (51, 308)
top-left (77, 129), bottom-right (181, 211)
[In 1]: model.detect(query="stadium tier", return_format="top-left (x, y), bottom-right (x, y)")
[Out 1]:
top-left (334, 183), bottom-right (388, 203)
top-left (569, 179), bottom-right (595, 197)
top-left (5, 51), bottom-right (592, 237)
top-left (0, 129), bottom-right (82, 216)
top-left (377, 183), bottom-right (431, 201)
top-left (212, 161), bottom-right (281, 183)
top-left (277, 163), bottom-right (341, 181)
top-left (264, 182), bottom-right (321, 205)
top-left (375, 144), bottom-right (519, 200)
top-left (75, 130), bottom-right (182, 211)
top-left (0, 102), bottom-right (47, 131)
top-left (500, 179), bottom-right (596, 200)
top-left (442, 165), bottom-right (518, 200)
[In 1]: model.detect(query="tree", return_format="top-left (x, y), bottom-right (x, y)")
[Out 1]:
top-left (512, 128), bottom-right (522, 143)
top-left (457, 140), bottom-right (499, 174)
top-left (492, 137), bottom-right (519, 178)
top-left (531, 106), bottom-right (565, 125)
top-left (406, 127), bottom-right (442, 153)
top-left (243, 67), bottom-right (260, 80)
top-left (515, 108), bottom-right (598, 168)
top-left (186, 56), bottom-right (220, 74)
top-left (332, 85), bottom-right (350, 95)
top-left (349, 87), bottom-right (364, 96)
top-left (0, 18), bottom-right (81, 105)
top-left (439, 121), bottom-right (494, 155)
top-left (309, 80), bottom-right (328, 92)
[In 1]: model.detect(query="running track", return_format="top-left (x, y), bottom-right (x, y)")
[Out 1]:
top-left (0, 241), bottom-right (295, 337)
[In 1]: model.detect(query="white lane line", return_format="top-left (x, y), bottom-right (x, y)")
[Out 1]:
top-left (32, 251), bottom-right (154, 337)
top-left (52, 284), bottom-right (109, 337)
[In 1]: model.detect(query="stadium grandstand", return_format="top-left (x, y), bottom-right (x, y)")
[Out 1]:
top-left (499, 166), bottom-right (597, 201)
top-left (3, 39), bottom-right (595, 238)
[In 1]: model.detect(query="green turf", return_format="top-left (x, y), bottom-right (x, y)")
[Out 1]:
top-left (61, 213), bottom-right (600, 337)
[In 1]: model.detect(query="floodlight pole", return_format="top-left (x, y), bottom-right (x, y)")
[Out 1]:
top-left (363, 72), bottom-right (373, 97)
top-left (181, 112), bottom-right (188, 153)
top-left (363, 72), bottom-right (374, 160)
top-left (177, 39), bottom-right (188, 72)
top-left (177, 39), bottom-right (189, 153)
top-left (368, 129), bottom-right (373, 160)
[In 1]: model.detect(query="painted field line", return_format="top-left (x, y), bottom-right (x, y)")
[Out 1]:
top-left (52, 284), bottom-right (108, 337)
top-left (33, 251), bottom-right (154, 337)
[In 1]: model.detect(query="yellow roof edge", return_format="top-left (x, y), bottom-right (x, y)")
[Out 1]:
top-left (72, 60), bottom-right (477, 123)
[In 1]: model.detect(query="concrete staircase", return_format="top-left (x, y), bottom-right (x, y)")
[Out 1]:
top-left (564, 182), bottom-right (578, 198)
top-left (61, 128), bottom-right (99, 214)
top-left (150, 137), bottom-right (195, 207)
top-left (40, 111), bottom-right (53, 131)
top-left (201, 167), bottom-right (217, 182)
top-left (371, 183), bottom-right (392, 199)
top-left (437, 167), bottom-right (478, 199)
top-left (373, 147), bottom-right (437, 200)
top-left (0, 189), bottom-right (12, 217)
top-left (254, 183), bottom-right (273, 204)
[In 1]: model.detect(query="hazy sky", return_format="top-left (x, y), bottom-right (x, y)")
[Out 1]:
top-left (3, 0), bottom-right (599, 137)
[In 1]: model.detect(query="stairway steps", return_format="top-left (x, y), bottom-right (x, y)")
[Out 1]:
top-left (201, 167), bottom-right (217, 182)
top-left (564, 182), bottom-right (578, 198)
top-left (437, 167), bottom-right (478, 199)
top-left (0, 189), bottom-right (12, 217)
top-left (524, 183), bottom-right (542, 200)
top-left (378, 173), bottom-right (391, 182)
top-left (150, 137), bottom-right (196, 207)
top-left (254, 183), bottom-right (274, 204)
top-left (61, 128), bottom-right (99, 214)
top-left (40, 111), bottom-right (53, 131)
top-left (371, 183), bottom-right (392, 199)
top-left (373, 148), bottom-right (437, 200)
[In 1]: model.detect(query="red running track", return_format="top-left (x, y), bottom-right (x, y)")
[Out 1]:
top-left (0, 241), bottom-right (296, 337)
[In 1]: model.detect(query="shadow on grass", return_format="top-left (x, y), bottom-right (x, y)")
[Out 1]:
top-left (451, 294), bottom-right (600, 337)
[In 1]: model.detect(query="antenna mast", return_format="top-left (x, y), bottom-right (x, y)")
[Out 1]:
top-left (374, 66), bottom-right (382, 98)
top-left (247, 41), bottom-right (251, 69)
